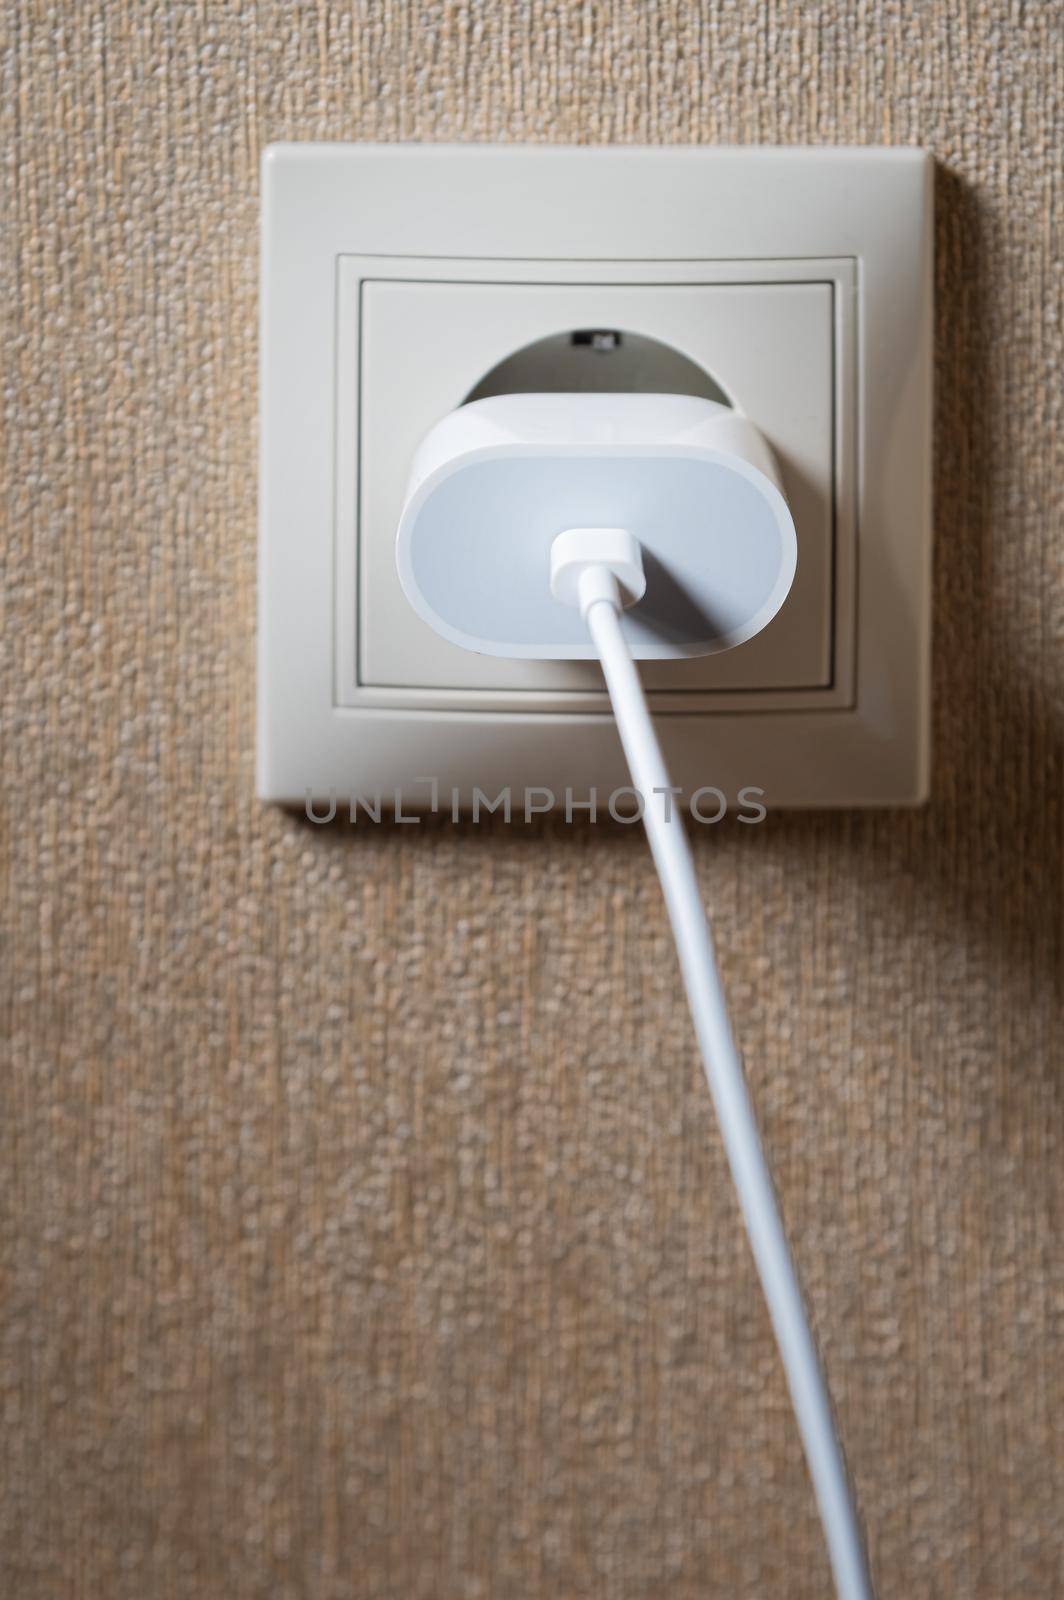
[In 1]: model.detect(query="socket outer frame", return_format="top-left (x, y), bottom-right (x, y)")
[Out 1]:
top-left (258, 143), bottom-right (933, 808)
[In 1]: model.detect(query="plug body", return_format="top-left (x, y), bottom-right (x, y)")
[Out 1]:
top-left (395, 393), bottom-right (797, 661)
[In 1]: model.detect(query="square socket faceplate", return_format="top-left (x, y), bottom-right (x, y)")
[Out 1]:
top-left (350, 270), bottom-right (844, 702)
top-left (259, 144), bottom-right (932, 807)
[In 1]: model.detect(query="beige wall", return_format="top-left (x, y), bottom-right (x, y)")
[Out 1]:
top-left (3, 4), bottom-right (1061, 1596)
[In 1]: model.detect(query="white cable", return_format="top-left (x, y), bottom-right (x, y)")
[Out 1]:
top-left (559, 545), bottom-right (873, 1600)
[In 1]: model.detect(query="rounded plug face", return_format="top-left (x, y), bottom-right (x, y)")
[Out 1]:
top-left (396, 395), bottom-right (797, 661)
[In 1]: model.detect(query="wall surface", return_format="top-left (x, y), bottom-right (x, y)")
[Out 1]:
top-left (2, 4), bottom-right (1062, 1597)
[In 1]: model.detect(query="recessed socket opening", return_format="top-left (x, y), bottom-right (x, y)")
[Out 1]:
top-left (462, 328), bottom-right (733, 406)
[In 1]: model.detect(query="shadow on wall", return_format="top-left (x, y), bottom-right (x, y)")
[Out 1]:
top-left (756, 163), bottom-right (1063, 1007)
top-left (299, 163), bottom-right (1062, 1010)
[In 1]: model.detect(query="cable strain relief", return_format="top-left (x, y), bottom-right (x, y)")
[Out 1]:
top-left (575, 563), bottom-right (623, 617)
top-left (549, 528), bottom-right (647, 615)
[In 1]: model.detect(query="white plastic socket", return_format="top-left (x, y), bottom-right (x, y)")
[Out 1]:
top-left (258, 144), bottom-right (932, 807)
top-left (356, 274), bottom-right (837, 698)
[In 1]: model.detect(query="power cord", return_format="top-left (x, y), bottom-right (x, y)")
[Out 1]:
top-left (550, 528), bottom-right (874, 1600)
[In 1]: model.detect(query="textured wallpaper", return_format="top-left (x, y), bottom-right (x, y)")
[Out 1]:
top-left (2, 3), bottom-right (1062, 1597)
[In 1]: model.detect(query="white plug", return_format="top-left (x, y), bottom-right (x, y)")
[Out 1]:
top-left (395, 393), bottom-right (797, 661)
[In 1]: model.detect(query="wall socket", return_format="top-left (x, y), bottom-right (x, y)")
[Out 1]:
top-left (259, 144), bottom-right (932, 807)
top-left (348, 266), bottom-right (845, 705)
